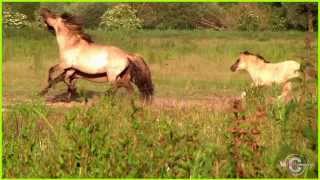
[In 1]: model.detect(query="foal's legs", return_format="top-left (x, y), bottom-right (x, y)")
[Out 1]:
top-left (278, 81), bottom-right (293, 102)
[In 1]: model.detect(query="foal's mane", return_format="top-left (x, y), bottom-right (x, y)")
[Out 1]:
top-left (242, 51), bottom-right (270, 63)
top-left (60, 13), bottom-right (94, 43)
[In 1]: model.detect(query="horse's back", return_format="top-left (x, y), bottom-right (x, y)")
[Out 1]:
top-left (276, 60), bottom-right (301, 80)
top-left (69, 43), bottom-right (130, 81)
top-left (271, 60), bottom-right (300, 72)
top-left (258, 60), bottom-right (300, 85)
top-left (277, 60), bottom-right (300, 68)
top-left (90, 44), bottom-right (130, 80)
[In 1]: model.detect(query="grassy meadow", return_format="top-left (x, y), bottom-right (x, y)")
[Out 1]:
top-left (3, 28), bottom-right (318, 178)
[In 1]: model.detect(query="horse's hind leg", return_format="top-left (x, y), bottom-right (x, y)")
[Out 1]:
top-left (124, 82), bottom-right (134, 95)
top-left (105, 83), bottom-right (118, 96)
top-left (116, 67), bottom-right (134, 95)
top-left (106, 69), bottom-right (133, 97)
top-left (105, 80), bottom-right (133, 97)
top-left (116, 81), bottom-right (134, 94)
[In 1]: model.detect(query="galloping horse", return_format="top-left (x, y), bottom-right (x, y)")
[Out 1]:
top-left (39, 8), bottom-right (154, 102)
top-left (230, 51), bottom-right (301, 86)
top-left (230, 51), bottom-right (301, 99)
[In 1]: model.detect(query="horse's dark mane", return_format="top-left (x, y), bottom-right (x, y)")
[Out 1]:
top-left (60, 12), bottom-right (94, 43)
top-left (242, 50), bottom-right (270, 63)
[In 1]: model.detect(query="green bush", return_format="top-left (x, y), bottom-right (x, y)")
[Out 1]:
top-left (270, 16), bottom-right (288, 31)
top-left (237, 11), bottom-right (260, 31)
top-left (4, 7), bottom-right (30, 29)
top-left (99, 4), bottom-right (142, 31)
top-left (269, 8), bottom-right (288, 31)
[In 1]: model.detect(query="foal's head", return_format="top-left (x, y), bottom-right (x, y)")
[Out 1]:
top-left (230, 51), bottom-right (270, 72)
top-left (40, 8), bottom-right (93, 43)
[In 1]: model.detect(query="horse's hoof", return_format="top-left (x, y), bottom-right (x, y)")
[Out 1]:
top-left (62, 97), bottom-right (72, 103)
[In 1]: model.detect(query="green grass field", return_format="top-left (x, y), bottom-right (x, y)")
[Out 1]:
top-left (3, 28), bottom-right (318, 178)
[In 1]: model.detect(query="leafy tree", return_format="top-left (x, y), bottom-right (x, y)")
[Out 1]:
top-left (3, 2), bottom-right (318, 31)
top-left (62, 3), bottom-right (109, 28)
top-left (99, 4), bottom-right (142, 31)
top-left (134, 3), bottom-right (227, 30)
top-left (3, 6), bottom-right (30, 29)
top-left (4, 3), bottom-right (40, 21)
top-left (237, 10), bottom-right (261, 31)
top-left (283, 3), bottom-right (317, 31)
top-left (268, 5), bottom-right (289, 31)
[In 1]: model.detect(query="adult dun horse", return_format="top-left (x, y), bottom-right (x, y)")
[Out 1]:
top-left (39, 8), bottom-right (154, 102)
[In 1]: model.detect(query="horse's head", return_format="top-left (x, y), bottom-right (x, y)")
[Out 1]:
top-left (231, 51), bottom-right (269, 72)
top-left (40, 8), bottom-right (75, 32)
top-left (40, 8), bottom-right (83, 34)
top-left (230, 51), bottom-right (251, 72)
top-left (40, 8), bottom-right (58, 33)
top-left (40, 8), bottom-right (93, 43)
top-left (230, 58), bottom-right (240, 72)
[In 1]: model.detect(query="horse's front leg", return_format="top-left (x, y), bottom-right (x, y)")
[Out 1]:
top-left (278, 81), bottom-right (293, 102)
top-left (63, 69), bottom-right (78, 102)
top-left (39, 64), bottom-right (66, 96)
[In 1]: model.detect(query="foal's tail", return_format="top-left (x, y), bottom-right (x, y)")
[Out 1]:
top-left (128, 54), bottom-right (154, 103)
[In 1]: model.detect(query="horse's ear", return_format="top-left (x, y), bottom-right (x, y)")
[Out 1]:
top-left (40, 8), bottom-right (51, 15)
top-left (61, 12), bottom-right (83, 26)
top-left (61, 13), bottom-right (73, 21)
top-left (242, 50), bottom-right (250, 55)
top-left (40, 8), bottom-right (56, 18)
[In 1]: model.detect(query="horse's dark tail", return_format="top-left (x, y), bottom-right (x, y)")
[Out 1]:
top-left (128, 54), bottom-right (154, 103)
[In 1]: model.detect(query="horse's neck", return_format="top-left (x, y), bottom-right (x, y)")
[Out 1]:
top-left (56, 33), bottom-right (84, 51)
top-left (246, 62), bottom-right (267, 77)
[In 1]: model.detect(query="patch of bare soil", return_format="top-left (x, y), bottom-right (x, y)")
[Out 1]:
top-left (45, 92), bottom-right (100, 108)
top-left (152, 96), bottom-right (245, 112)
top-left (45, 92), bottom-right (245, 113)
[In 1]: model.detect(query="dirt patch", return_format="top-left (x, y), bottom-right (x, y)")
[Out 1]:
top-left (152, 96), bottom-right (245, 112)
top-left (44, 92), bottom-right (245, 113)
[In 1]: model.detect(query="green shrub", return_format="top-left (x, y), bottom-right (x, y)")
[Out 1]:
top-left (237, 11), bottom-right (260, 31)
top-left (4, 6), bottom-right (30, 29)
top-left (269, 12), bottom-right (288, 31)
top-left (99, 4), bottom-right (142, 31)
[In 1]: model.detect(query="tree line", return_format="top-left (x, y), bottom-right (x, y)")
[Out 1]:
top-left (4, 2), bottom-right (317, 31)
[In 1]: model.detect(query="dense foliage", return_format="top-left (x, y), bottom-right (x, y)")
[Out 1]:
top-left (4, 2), bottom-right (317, 31)
top-left (4, 6), bottom-right (30, 29)
top-left (99, 4), bottom-right (142, 31)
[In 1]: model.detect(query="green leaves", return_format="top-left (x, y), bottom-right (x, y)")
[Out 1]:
top-left (99, 4), bottom-right (142, 31)
top-left (4, 6), bottom-right (30, 29)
